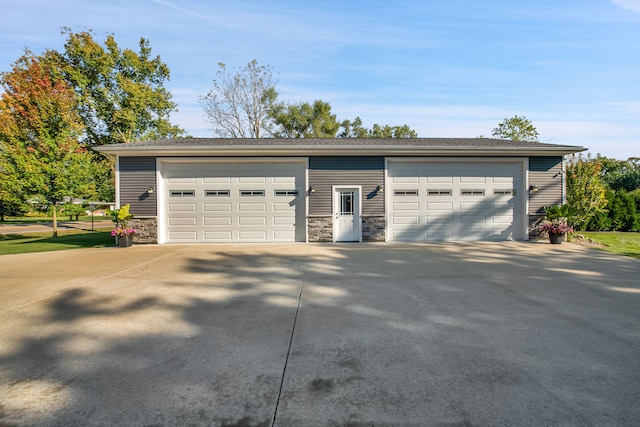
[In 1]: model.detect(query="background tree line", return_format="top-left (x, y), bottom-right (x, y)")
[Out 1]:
top-left (2, 37), bottom-right (637, 235)
top-left (567, 155), bottom-right (640, 232)
top-left (198, 60), bottom-right (418, 139)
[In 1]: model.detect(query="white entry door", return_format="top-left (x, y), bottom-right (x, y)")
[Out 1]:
top-left (333, 186), bottom-right (361, 242)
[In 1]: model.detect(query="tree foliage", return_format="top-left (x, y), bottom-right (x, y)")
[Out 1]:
top-left (0, 53), bottom-right (95, 234)
top-left (367, 123), bottom-right (417, 138)
top-left (598, 156), bottom-right (640, 192)
top-left (269, 100), bottom-right (339, 138)
top-left (58, 28), bottom-right (184, 145)
top-left (491, 115), bottom-right (539, 142)
top-left (566, 154), bottom-right (608, 230)
top-left (199, 59), bottom-right (278, 138)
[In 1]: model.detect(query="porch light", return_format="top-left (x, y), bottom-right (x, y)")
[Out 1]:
top-left (376, 185), bottom-right (384, 193)
top-left (309, 186), bottom-right (316, 194)
top-left (147, 186), bottom-right (155, 194)
top-left (528, 185), bottom-right (539, 193)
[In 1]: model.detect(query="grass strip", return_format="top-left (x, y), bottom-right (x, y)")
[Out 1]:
top-left (0, 228), bottom-right (115, 255)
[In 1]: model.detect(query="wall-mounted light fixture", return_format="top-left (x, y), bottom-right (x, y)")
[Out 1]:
top-left (147, 186), bottom-right (155, 194)
top-left (309, 186), bottom-right (316, 194)
top-left (528, 185), bottom-right (539, 193)
top-left (376, 185), bottom-right (384, 193)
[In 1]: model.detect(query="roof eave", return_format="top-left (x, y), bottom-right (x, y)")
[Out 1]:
top-left (95, 145), bottom-right (587, 157)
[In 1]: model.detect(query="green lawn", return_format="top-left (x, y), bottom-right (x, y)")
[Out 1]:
top-left (579, 232), bottom-right (640, 260)
top-left (0, 228), bottom-right (115, 255)
top-left (2, 215), bottom-right (113, 224)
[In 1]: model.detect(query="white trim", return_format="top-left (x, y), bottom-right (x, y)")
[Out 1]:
top-left (114, 155), bottom-right (121, 209)
top-left (332, 185), bottom-right (363, 243)
top-left (305, 157), bottom-right (310, 243)
top-left (156, 158), bottom-right (166, 244)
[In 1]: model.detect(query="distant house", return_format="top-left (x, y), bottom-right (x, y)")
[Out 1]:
top-left (96, 138), bottom-right (585, 244)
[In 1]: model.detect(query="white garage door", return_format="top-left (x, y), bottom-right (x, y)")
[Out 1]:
top-left (388, 161), bottom-right (524, 242)
top-left (161, 160), bottom-right (305, 243)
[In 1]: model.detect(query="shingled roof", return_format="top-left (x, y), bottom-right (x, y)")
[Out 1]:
top-left (95, 137), bottom-right (586, 156)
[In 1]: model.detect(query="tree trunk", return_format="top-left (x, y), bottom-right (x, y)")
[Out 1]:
top-left (52, 205), bottom-right (58, 238)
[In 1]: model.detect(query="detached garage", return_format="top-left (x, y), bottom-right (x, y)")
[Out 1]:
top-left (96, 138), bottom-right (585, 244)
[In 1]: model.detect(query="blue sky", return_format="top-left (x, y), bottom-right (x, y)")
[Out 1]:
top-left (1, 0), bottom-right (639, 159)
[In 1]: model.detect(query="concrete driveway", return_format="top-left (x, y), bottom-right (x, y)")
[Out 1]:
top-left (1, 242), bottom-right (639, 426)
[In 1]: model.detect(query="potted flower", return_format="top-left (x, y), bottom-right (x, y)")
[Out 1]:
top-left (541, 204), bottom-right (577, 245)
top-left (540, 222), bottom-right (574, 244)
top-left (107, 204), bottom-right (136, 247)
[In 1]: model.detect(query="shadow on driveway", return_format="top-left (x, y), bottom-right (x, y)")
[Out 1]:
top-left (0, 242), bottom-right (639, 426)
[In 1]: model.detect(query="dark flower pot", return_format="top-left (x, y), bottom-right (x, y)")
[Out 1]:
top-left (549, 233), bottom-right (565, 245)
top-left (116, 234), bottom-right (133, 247)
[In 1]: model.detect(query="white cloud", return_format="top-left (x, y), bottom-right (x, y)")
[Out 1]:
top-left (611, 0), bottom-right (640, 13)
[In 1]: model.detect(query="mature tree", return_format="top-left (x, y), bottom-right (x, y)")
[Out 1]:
top-left (269, 100), bottom-right (340, 138)
top-left (0, 53), bottom-right (94, 236)
top-left (0, 152), bottom-right (25, 221)
top-left (368, 123), bottom-right (417, 138)
top-left (338, 117), bottom-right (368, 138)
top-left (491, 115), bottom-right (539, 142)
top-left (339, 118), bottom-right (417, 138)
top-left (566, 154), bottom-right (608, 230)
top-left (58, 28), bottom-right (184, 145)
top-left (200, 59), bottom-right (278, 138)
top-left (598, 156), bottom-right (640, 191)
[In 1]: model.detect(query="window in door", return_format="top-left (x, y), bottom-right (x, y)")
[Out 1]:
top-left (340, 191), bottom-right (355, 215)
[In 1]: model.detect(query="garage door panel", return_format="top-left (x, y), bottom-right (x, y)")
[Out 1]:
top-left (389, 160), bottom-right (523, 242)
top-left (393, 216), bottom-right (420, 225)
top-left (426, 202), bottom-right (453, 210)
top-left (426, 176), bottom-right (453, 183)
top-left (492, 176), bottom-right (513, 183)
top-left (427, 228), bottom-right (453, 238)
top-left (203, 231), bottom-right (232, 240)
top-left (239, 230), bottom-right (267, 241)
top-left (204, 203), bottom-right (231, 212)
top-left (203, 217), bottom-right (232, 226)
top-left (239, 217), bottom-right (267, 226)
top-left (492, 215), bottom-right (513, 224)
top-left (169, 231), bottom-right (198, 240)
top-left (460, 215), bottom-right (485, 224)
top-left (460, 176), bottom-right (486, 183)
top-left (169, 217), bottom-right (197, 226)
top-left (391, 229), bottom-right (422, 241)
top-left (168, 203), bottom-right (196, 212)
top-left (273, 216), bottom-right (295, 226)
top-left (238, 203), bottom-right (266, 212)
top-left (427, 215), bottom-right (453, 224)
top-left (203, 177), bottom-right (231, 184)
top-left (393, 176), bottom-right (420, 183)
top-left (274, 230), bottom-right (296, 239)
top-left (459, 202), bottom-right (485, 211)
top-left (393, 202), bottom-right (420, 211)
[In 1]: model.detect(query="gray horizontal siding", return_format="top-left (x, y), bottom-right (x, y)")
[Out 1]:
top-left (119, 157), bottom-right (157, 216)
top-left (529, 156), bottom-right (563, 216)
top-left (309, 157), bottom-right (385, 216)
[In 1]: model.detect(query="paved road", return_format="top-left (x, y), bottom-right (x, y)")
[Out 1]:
top-left (1, 242), bottom-right (639, 426)
top-left (0, 220), bottom-right (112, 235)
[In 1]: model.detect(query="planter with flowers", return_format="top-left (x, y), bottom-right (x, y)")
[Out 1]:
top-left (541, 204), bottom-right (577, 245)
top-left (107, 204), bottom-right (137, 247)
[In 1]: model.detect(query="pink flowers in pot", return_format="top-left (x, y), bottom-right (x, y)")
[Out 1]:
top-left (111, 227), bottom-right (137, 237)
top-left (540, 222), bottom-right (573, 235)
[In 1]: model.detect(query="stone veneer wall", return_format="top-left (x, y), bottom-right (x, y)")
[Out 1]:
top-left (308, 216), bottom-right (333, 242)
top-left (130, 217), bottom-right (158, 244)
top-left (362, 216), bottom-right (385, 241)
top-left (308, 216), bottom-right (386, 242)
